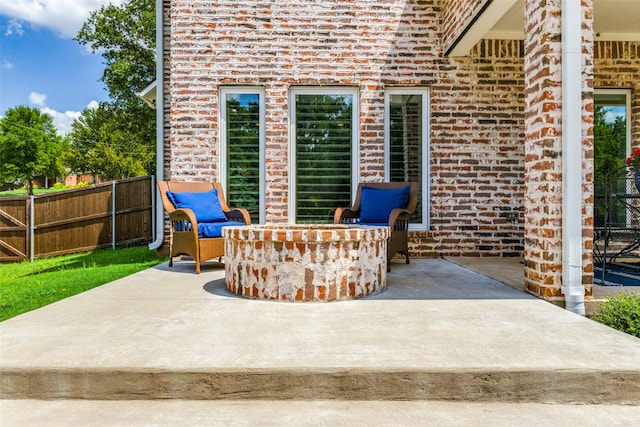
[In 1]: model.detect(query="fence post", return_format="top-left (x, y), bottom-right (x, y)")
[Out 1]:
top-left (112, 180), bottom-right (117, 249)
top-left (29, 195), bottom-right (34, 261)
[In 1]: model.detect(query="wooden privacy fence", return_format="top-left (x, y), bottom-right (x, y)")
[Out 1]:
top-left (0, 176), bottom-right (155, 263)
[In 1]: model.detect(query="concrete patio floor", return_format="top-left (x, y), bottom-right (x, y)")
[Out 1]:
top-left (1, 257), bottom-right (639, 425)
top-left (449, 257), bottom-right (640, 314)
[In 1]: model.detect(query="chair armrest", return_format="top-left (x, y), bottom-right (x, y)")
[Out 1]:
top-left (226, 208), bottom-right (252, 224)
top-left (334, 207), bottom-right (360, 224)
top-left (388, 208), bottom-right (412, 230)
top-left (169, 208), bottom-right (200, 238)
top-left (169, 207), bottom-right (197, 224)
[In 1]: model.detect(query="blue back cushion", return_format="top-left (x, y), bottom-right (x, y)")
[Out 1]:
top-left (167, 189), bottom-right (228, 223)
top-left (360, 185), bottom-right (410, 224)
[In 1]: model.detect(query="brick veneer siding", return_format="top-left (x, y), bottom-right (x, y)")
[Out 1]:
top-left (430, 39), bottom-right (525, 257)
top-left (163, 0), bottom-right (528, 260)
top-left (163, 0), bottom-right (528, 259)
top-left (595, 41), bottom-right (640, 146)
top-left (523, 0), bottom-right (594, 301)
top-left (441, 0), bottom-right (491, 55)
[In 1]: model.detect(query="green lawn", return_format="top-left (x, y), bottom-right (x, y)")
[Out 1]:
top-left (0, 188), bottom-right (61, 196)
top-left (0, 247), bottom-right (166, 322)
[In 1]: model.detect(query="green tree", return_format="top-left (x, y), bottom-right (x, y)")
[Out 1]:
top-left (593, 106), bottom-right (627, 227)
top-left (66, 103), bottom-right (153, 180)
top-left (70, 0), bottom-right (156, 178)
top-left (75, 0), bottom-right (156, 107)
top-left (0, 106), bottom-right (69, 195)
top-left (594, 106), bottom-right (626, 185)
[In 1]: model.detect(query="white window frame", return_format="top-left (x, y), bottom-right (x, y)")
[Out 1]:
top-left (384, 88), bottom-right (431, 230)
top-left (219, 87), bottom-right (266, 224)
top-left (594, 88), bottom-right (633, 227)
top-left (594, 88), bottom-right (632, 155)
top-left (288, 87), bottom-right (360, 223)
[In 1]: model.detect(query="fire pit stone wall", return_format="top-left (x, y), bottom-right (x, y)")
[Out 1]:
top-left (223, 224), bottom-right (389, 302)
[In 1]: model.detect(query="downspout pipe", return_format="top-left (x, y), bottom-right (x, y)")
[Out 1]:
top-left (561, 0), bottom-right (585, 315)
top-left (149, 0), bottom-right (165, 250)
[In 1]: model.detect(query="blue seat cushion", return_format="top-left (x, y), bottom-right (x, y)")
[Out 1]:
top-left (167, 189), bottom-right (228, 223)
top-left (360, 185), bottom-right (410, 224)
top-left (353, 222), bottom-right (389, 227)
top-left (198, 221), bottom-right (246, 238)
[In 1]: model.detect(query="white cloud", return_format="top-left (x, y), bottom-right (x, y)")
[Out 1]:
top-left (1, 59), bottom-right (13, 69)
top-left (86, 100), bottom-right (99, 110)
top-left (29, 91), bottom-right (47, 107)
top-left (5, 19), bottom-right (24, 36)
top-left (28, 93), bottom-right (98, 135)
top-left (2, 1), bottom-right (124, 39)
top-left (42, 106), bottom-right (82, 135)
top-left (604, 107), bottom-right (626, 124)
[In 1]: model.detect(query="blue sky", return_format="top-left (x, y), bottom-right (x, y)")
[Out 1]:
top-left (0, 1), bottom-right (122, 134)
top-left (604, 106), bottom-right (627, 124)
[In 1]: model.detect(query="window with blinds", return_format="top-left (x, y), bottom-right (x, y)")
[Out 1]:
top-left (386, 90), bottom-right (429, 228)
top-left (293, 91), bottom-right (356, 223)
top-left (222, 90), bottom-right (262, 224)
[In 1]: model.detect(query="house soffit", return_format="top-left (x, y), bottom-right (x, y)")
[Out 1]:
top-left (448, 0), bottom-right (640, 57)
top-left (136, 80), bottom-right (157, 109)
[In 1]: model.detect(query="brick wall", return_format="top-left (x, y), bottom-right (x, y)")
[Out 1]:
top-left (429, 39), bottom-right (525, 257)
top-left (164, 0), bottom-right (527, 258)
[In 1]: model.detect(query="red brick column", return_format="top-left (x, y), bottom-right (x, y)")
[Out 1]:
top-left (581, 0), bottom-right (595, 299)
top-left (523, 0), bottom-right (594, 302)
top-left (523, 0), bottom-right (563, 299)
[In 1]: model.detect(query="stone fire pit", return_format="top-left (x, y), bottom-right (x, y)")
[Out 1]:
top-left (223, 224), bottom-right (389, 302)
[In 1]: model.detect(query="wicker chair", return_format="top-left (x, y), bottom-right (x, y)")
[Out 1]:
top-left (334, 182), bottom-right (419, 271)
top-left (158, 181), bottom-right (251, 273)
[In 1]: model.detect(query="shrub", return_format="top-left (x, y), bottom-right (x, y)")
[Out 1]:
top-left (53, 182), bottom-right (66, 190)
top-left (592, 292), bottom-right (640, 338)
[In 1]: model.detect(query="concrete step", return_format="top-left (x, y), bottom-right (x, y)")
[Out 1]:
top-left (2, 366), bottom-right (640, 403)
top-left (2, 400), bottom-right (640, 426)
